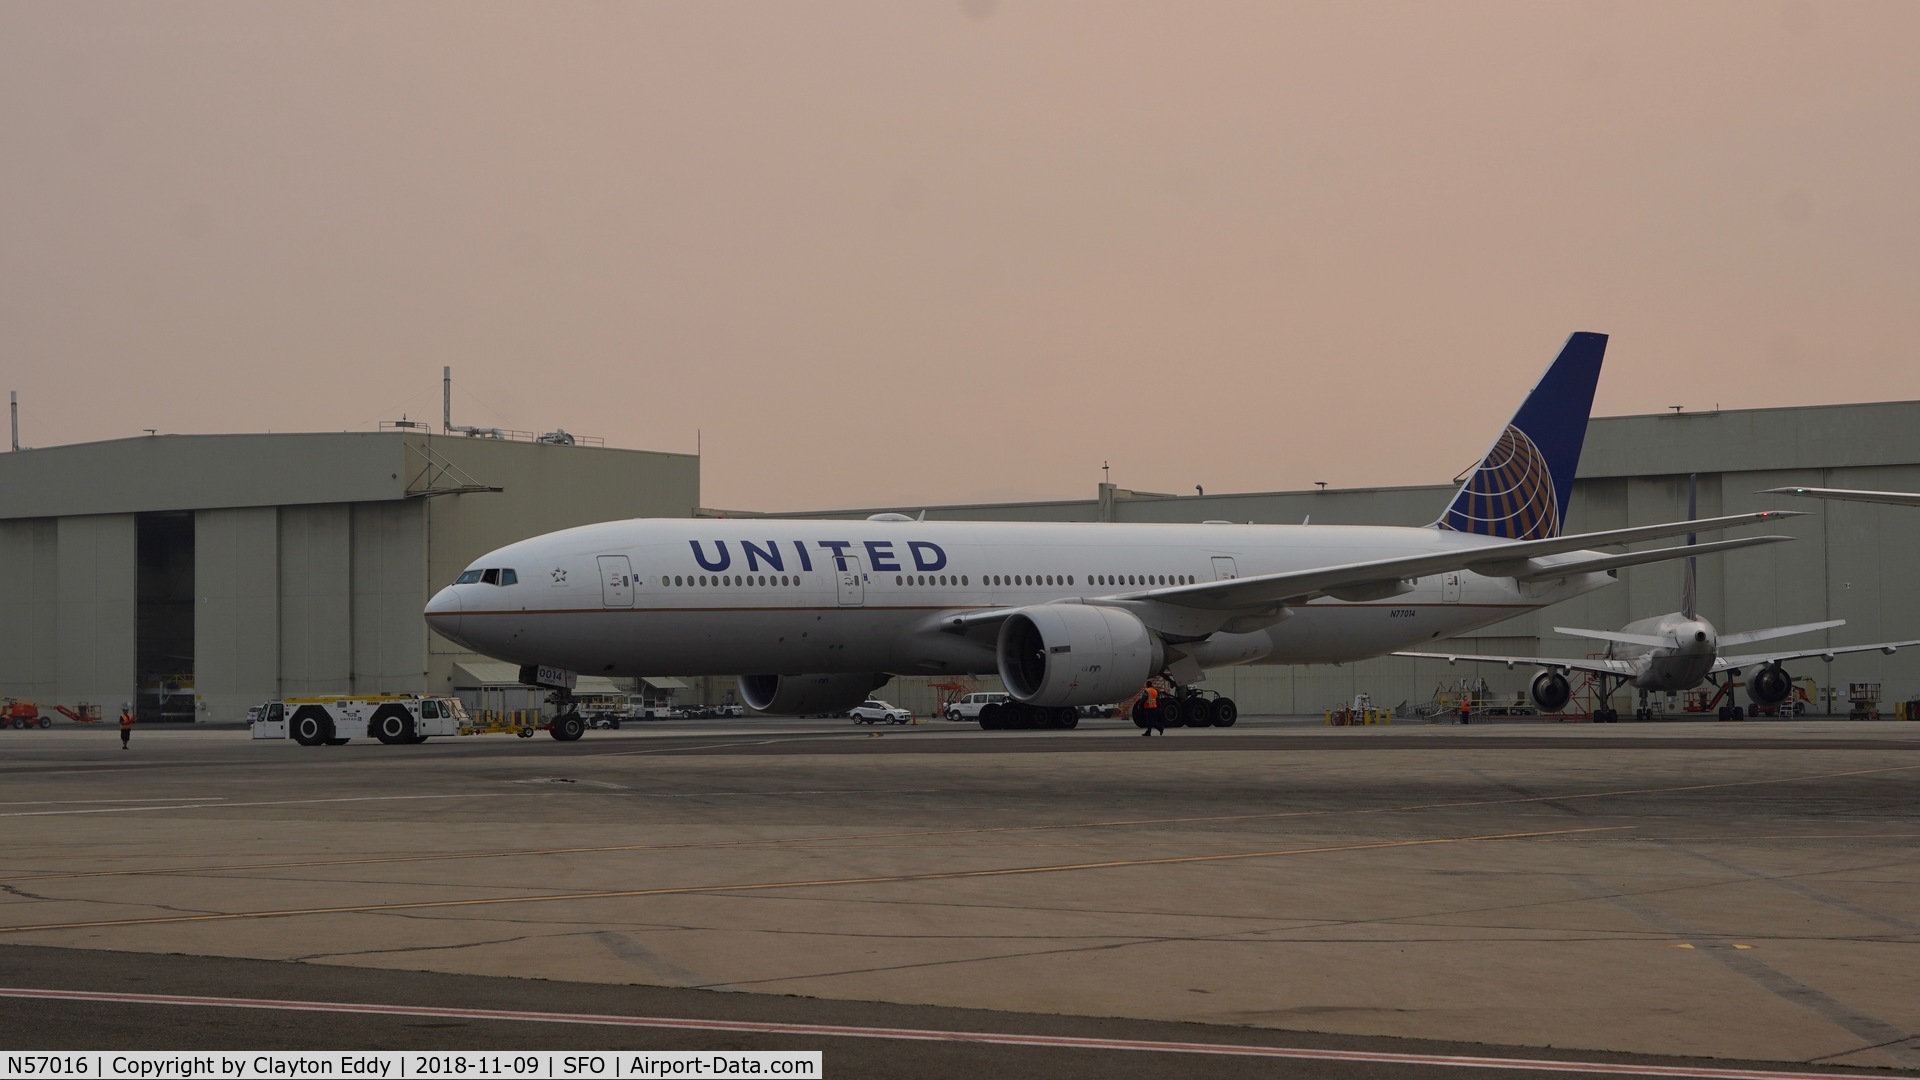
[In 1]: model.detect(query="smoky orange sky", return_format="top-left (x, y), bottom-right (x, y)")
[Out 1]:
top-left (4, 2), bottom-right (1917, 512)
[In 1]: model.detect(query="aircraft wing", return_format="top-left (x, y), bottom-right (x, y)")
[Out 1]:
top-left (1760, 486), bottom-right (1920, 508)
top-left (1393, 649), bottom-right (1636, 677)
top-left (1714, 638), bottom-right (1920, 672)
top-left (937, 510), bottom-right (1801, 634)
top-left (1510, 535), bottom-right (1791, 583)
top-left (1117, 510), bottom-right (1803, 612)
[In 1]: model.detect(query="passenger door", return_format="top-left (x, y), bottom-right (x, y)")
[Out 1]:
top-left (836, 554), bottom-right (866, 608)
top-left (599, 555), bottom-right (635, 608)
top-left (1442, 571), bottom-right (1462, 604)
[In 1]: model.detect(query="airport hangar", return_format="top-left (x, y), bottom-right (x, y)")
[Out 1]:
top-left (0, 429), bottom-right (699, 723)
top-left (2, 399), bottom-right (1917, 723)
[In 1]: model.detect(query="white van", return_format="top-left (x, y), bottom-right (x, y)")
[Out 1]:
top-left (946, 691), bottom-right (1010, 721)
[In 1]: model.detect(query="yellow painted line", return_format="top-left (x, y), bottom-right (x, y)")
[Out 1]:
top-left (0, 825), bottom-right (1626, 935)
top-left (7, 762), bottom-right (1911, 885)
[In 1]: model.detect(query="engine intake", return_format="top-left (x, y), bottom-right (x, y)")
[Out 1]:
top-left (1747, 664), bottom-right (1793, 708)
top-left (997, 604), bottom-right (1163, 708)
top-left (1530, 670), bottom-right (1572, 712)
top-left (738, 673), bottom-right (890, 716)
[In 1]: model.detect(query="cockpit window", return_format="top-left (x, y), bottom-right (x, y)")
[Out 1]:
top-left (455, 570), bottom-right (483, 584)
top-left (501, 569), bottom-right (518, 586)
top-left (481, 568), bottom-right (500, 585)
top-left (457, 568), bottom-right (518, 586)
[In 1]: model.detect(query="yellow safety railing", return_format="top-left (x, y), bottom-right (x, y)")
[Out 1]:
top-left (462, 709), bottom-right (545, 736)
top-left (1325, 708), bottom-right (1391, 726)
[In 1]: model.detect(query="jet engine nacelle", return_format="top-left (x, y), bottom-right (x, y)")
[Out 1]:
top-left (1747, 663), bottom-right (1793, 708)
top-left (1530, 670), bottom-right (1572, 712)
top-left (997, 604), bottom-right (1165, 708)
top-left (738, 672), bottom-right (890, 716)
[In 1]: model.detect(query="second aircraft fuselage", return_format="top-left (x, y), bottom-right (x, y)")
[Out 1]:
top-left (424, 519), bottom-right (1618, 679)
top-left (1615, 612), bottom-right (1720, 692)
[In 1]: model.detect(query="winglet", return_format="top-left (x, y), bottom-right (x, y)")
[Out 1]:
top-left (1434, 332), bottom-right (1607, 540)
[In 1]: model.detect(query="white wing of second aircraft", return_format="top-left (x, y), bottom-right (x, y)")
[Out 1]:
top-left (1397, 633), bottom-right (1920, 679)
top-left (1714, 638), bottom-right (1920, 673)
top-left (1392, 648), bottom-right (1637, 677)
top-left (1760, 486), bottom-right (1920, 508)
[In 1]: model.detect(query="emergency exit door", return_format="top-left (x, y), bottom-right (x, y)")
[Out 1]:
top-left (1211, 556), bottom-right (1238, 580)
top-left (1442, 571), bottom-right (1462, 604)
top-left (599, 555), bottom-right (634, 608)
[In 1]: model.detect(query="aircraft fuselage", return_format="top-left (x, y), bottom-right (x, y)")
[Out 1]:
top-left (425, 519), bottom-right (1617, 679)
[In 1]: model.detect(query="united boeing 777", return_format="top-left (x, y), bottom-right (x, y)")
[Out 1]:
top-left (425, 333), bottom-right (1799, 734)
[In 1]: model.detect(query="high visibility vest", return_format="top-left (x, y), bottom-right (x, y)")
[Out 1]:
top-left (1143, 687), bottom-right (1158, 708)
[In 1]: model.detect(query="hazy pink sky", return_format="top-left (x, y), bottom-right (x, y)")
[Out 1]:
top-left (5, 2), bottom-right (1917, 511)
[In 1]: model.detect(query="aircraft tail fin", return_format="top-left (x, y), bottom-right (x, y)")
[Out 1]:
top-left (1683, 473), bottom-right (1698, 620)
top-left (1433, 332), bottom-right (1607, 540)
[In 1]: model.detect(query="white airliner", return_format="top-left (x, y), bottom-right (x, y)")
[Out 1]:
top-left (425, 332), bottom-right (1801, 735)
top-left (1399, 569), bottom-right (1920, 722)
top-left (1404, 479), bottom-right (1920, 720)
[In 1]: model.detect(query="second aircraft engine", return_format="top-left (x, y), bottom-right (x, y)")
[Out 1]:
top-left (997, 604), bottom-right (1164, 708)
top-left (1530, 670), bottom-right (1572, 712)
top-left (1746, 663), bottom-right (1793, 708)
top-left (738, 672), bottom-right (889, 716)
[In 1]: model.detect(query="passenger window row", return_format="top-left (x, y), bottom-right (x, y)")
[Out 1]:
top-left (489, 570), bottom-right (1200, 590)
top-left (668, 575), bottom-right (802, 587)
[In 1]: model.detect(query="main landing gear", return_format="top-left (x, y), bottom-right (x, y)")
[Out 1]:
top-left (1127, 687), bottom-right (1238, 730)
top-left (1588, 675), bottom-right (1624, 723)
top-left (546, 689), bottom-right (587, 742)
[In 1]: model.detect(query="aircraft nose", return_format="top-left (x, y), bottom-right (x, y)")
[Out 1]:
top-left (424, 586), bottom-right (466, 644)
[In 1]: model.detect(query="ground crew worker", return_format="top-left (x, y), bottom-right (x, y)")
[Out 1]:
top-left (1141, 683), bottom-right (1165, 737)
top-left (119, 705), bottom-right (135, 749)
top-left (1458, 695), bottom-right (1471, 726)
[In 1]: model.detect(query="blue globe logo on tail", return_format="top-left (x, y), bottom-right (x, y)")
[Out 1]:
top-left (1431, 332), bottom-right (1607, 542)
top-left (1438, 425), bottom-right (1560, 540)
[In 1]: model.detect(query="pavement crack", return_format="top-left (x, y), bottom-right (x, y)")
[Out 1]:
top-left (290, 933), bottom-right (546, 961)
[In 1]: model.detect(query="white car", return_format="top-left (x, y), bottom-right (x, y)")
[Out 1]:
top-left (848, 700), bottom-right (912, 725)
top-left (945, 691), bottom-right (1010, 721)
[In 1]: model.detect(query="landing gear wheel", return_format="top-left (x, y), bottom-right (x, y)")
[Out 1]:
top-left (1131, 711), bottom-right (1151, 729)
top-left (1158, 703), bottom-right (1185, 728)
top-left (1210, 697), bottom-right (1238, 727)
top-left (550, 711), bottom-right (586, 741)
top-left (979, 703), bottom-right (1003, 731)
top-left (1184, 696), bottom-right (1214, 727)
top-left (1057, 710), bottom-right (1079, 730)
top-left (1730, 706), bottom-right (1744, 721)
top-left (1718, 705), bottom-right (1732, 721)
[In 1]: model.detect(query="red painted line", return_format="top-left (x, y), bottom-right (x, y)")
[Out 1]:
top-left (0, 987), bottom-right (1876, 1079)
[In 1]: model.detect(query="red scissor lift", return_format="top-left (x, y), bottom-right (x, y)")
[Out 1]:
top-left (3, 700), bottom-right (102, 728)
